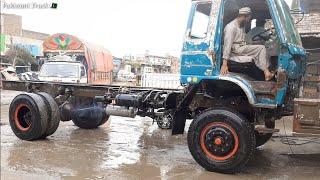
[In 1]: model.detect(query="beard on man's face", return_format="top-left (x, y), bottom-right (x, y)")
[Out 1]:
top-left (239, 20), bottom-right (246, 27)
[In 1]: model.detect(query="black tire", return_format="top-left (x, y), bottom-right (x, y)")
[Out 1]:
top-left (72, 119), bottom-right (99, 129)
top-left (38, 92), bottom-right (60, 138)
top-left (157, 120), bottom-right (172, 129)
top-left (187, 108), bottom-right (255, 174)
top-left (72, 117), bottom-right (108, 129)
top-left (70, 96), bottom-right (109, 129)
top-left (156, 109), bottom-right (173, 129)
top-left (98, 115), bottom-right (110, 126)
top-left (255, 120), bottom-right (275, 147)
top-left (72, 106), bottom-right (108, 129)
top-left (9, 93), bottom-right (48, 140)
top-left (255, 133), bottom-right (273, 147)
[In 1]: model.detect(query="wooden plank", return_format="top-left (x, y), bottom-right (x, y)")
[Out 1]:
top-left (293, 129), bottom-right (320, 134)
top-left (294, 98), bottom-right (320, 103)
top-left (303, 87), bottom-right (318, 94)
top-left (304, 75), bottom-right (320, 82)
top-left (303, 92), bottom-right (320, 99)
top-left (293, 98), bottom-right (320, 134)
top-left (306, 64), bottom-right (320, 75)
top-left (292, 132), bottom-right (320, 137)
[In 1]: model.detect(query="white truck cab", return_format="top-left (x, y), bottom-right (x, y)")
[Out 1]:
top-left (38, 56), bottom-right (87, 84)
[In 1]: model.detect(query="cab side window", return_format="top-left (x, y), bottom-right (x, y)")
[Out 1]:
top-left (190, 3), bottom-right (212, 39)
top-left (80, 66), bottom-right (86, 77)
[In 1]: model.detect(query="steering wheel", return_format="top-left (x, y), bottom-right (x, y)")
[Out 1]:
top-left (252, 28), bottom-right (273, 42)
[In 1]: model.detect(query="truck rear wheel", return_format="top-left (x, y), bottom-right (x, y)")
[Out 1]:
top-left (38, 92), bottom-right (60, 138)
top-left (9, 93), bottom-right (48, 140)
top-left (255, 120), bottom-right (275, 147)
top-left (187, 108), bottom-right (255, 173)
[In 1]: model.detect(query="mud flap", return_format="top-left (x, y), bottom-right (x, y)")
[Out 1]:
top-left (172, 83), bottom-right (200, 135)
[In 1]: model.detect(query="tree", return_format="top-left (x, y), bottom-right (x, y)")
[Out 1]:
top-left (3, 45), bottom-right (35, 66)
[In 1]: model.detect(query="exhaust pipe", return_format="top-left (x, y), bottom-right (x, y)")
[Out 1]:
top-left (105, 105), bottom-right (137, 118)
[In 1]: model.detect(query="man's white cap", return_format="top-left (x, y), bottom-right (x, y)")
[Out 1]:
top-left (239, 7), bottom-right (251, 15)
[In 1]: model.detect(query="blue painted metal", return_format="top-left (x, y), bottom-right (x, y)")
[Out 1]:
top-left (266, 0), bottom-right (286, 45)
top-left (180, 0), bottom-right (306, 109)
top-left (287, 43), bottom-right (306, 56)
top-left (212, 1), bottom-right (224, 75)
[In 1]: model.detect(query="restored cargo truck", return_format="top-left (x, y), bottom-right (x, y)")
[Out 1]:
top-left (2, 0), bottom-right (317, 174)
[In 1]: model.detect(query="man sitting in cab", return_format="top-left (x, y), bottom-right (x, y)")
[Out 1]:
top-left (220, 7), bottom-right (274, 81)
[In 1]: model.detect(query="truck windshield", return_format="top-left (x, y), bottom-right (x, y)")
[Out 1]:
top-left (273, 0), bottom-right (302, 46)
top-left (39, 64), bottom-right (79, 77)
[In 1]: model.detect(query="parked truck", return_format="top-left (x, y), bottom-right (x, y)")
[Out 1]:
top-left (2, 0), bottom-right (318, 174)
top-left (42, 33), bottom-right (113, 84)
top-left (38, 55), bottom-right (88, 84)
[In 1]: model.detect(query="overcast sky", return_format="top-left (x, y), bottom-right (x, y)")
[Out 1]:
top-left (2, 0), bottom-right (292, 57)
top-left (1, 0), bottom-right (191, 57)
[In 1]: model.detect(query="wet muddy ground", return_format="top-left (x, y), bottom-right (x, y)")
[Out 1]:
top-left (1, 90), bottom-right (320, 180)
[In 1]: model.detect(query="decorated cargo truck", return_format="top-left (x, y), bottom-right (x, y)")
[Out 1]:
top-left (42, 33), bottom-right (113, 84)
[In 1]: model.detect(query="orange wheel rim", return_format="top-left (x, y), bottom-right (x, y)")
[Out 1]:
top-left (13, 104), bottom-right (32, 131)
top-left (200, 122), bottom-right (239, 161)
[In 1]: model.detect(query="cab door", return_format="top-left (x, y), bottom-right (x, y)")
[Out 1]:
top-left (180, 0), bottom-right (222, 84)
top-left (79, 65), bottom-right (88, 83)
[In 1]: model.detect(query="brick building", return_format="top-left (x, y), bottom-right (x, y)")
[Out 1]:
top-left (291, 0), bottom-right (320, 98)
top-left (122, 53), bottom-right (180, 75)
top-left (290, 0), bottom-right (320, 47)
top-left (294, 13), bottom-right (320, 34)
top-left (1, 13), bottom-right (50, 40)
top-left (0, 13), bottom-right (50, 56)
top-left (0, 14), bottom-right (22, 36)
top-left (22, 30), bottom-right (50, 41)
top-left (168, 56), bottom-right (180, 74)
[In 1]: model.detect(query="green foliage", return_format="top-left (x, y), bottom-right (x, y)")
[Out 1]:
top-left (4, 46), bottom-right (35, 66)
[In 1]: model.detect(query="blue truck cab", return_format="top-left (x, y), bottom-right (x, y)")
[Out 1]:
top-left (180, 0), bottom-right (306, 108)
top-left (173, 0), bottom-right (307, 173)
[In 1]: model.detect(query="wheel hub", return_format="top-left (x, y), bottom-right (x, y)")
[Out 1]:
top-left (204, 127), bottom-right (235, 157)
top-left (214, 137), bottom-right (222, 145)
top-left (14, 104), bottom-right (32, 131)
top-left (156, 111), bottom-right (173, 129)
top-left (200, 122), bottom-right (239, 161)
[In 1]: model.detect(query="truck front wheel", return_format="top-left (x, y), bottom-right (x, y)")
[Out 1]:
top-left (187, 108), bottom-right (255, 173)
